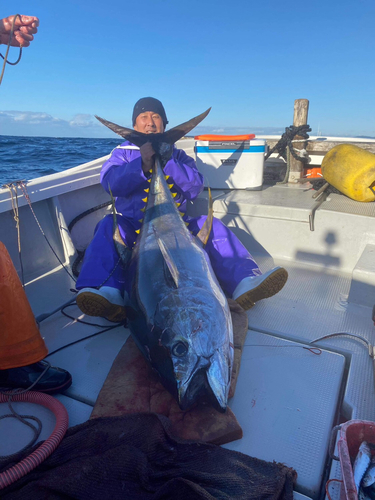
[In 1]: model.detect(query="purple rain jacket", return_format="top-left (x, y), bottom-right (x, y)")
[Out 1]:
top-left (77, 140), bottom-right (260, 294)
top-left (100, 141), bottom-right (204, 228)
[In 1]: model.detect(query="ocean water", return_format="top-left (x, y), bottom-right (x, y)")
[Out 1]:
top-left (0, 135), bottom-right (122, 187)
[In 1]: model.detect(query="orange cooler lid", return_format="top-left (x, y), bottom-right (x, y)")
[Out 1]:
top-left (194, 134), bottom-right (256, 141)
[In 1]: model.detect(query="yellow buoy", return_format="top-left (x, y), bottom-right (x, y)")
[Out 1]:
top-left (321, 144), bottom-right (375, 202)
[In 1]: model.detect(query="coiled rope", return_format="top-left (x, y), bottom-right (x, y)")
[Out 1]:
top-left (0, 363), bottom-right (52, 461)
top-left (265, 124), bottom-right (312, 163)
top-left (265, 125), bottom-right (344, 196)
top-left (265, 124), bottom-right (312, 184)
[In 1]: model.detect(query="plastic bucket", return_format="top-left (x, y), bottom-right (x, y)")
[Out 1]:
top-left (336, 419), bottom-right (375, 500)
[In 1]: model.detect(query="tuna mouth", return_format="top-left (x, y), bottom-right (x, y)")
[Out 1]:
top-left (177, 366), bottom-right (228, 413)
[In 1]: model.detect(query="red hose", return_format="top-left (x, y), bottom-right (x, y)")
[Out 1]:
top-left (0, 391), bottom-right (69, 490)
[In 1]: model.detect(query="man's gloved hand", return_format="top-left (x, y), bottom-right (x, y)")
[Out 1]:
top-left (140, 143), bottom-right (156, 174)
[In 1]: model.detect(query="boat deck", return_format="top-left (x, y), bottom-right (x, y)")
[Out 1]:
top-left (2, 160), bottom-right (375, 499)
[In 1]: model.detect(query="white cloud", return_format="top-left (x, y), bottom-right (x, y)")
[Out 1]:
top-left (0, 110), bottom-right (118, 137)
top-left (69, 114), bottom-right (97, 128)
top-left (3, 111), bottom-right (64, 124)
top-left (0, 110), bottom-right (297, 138)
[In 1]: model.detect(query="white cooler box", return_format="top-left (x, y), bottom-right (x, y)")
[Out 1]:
top-left (194, 134), bottom-right (266, 189)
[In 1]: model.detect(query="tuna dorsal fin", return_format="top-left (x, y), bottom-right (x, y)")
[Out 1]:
top-left (196, 186), bottom-right (213, 247)
top-left (153, 227), bottom-right (179, 288)
top-left (95, 108), bottom-right (211, 148)
top-left (108, 183), bottom-right (131, 266)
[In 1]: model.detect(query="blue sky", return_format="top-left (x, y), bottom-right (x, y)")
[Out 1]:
top-left (1, 0), bottom-right (374, 138)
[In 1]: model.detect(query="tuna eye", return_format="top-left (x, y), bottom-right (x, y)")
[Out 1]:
top-left (172, 342), bottom-right (188, 357)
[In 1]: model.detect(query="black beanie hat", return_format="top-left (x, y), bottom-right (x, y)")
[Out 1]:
top-left (132, 97), bottom-right (168, 128)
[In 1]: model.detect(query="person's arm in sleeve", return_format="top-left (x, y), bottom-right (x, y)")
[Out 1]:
top-left (100, 147), bottom-right (149, 197)
top-left (164, 148), bottom-right (204, 202)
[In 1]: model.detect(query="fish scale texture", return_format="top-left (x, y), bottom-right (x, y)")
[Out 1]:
top-left (1, 413), bottom-right (296, 500)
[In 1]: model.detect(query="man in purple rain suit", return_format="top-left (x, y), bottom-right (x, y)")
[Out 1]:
top-left (76, 98), bottom-right (288, 322)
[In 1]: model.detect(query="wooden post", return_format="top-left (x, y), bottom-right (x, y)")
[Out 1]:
top-left (288, 99), bottom-right (309, 183)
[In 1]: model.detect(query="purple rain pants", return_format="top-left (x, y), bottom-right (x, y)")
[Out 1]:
top-left (76, 214), bottom-right (261, 297)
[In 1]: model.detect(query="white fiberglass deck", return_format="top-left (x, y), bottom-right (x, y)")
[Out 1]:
top-left (2, 160), bottom-right (375, 499)
top-left (1, 258), bottom-right (364, 500)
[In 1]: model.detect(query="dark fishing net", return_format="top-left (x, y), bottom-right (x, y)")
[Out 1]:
top-left (1, 413), bottom-right (296, 500)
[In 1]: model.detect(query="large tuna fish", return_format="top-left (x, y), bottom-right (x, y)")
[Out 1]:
top-left (96, 110), bottom-right (234, 412)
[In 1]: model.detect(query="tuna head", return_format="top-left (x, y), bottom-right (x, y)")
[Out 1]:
top-left (153, 287), bottom-right (233, 412)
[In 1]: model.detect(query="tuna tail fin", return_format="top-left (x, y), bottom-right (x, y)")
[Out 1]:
top-left (94, 108), bottom-right (211, 148)
top-left (108, 184), bottom-right (132, 267)
top-left (162, 108), bottom-right (211, 144)
top-left (95, 116), bottom-right (146, 146)
top-left (196, 186), bottom-right (213, 248)
top-left (153, 227), bottom-right (179, 288)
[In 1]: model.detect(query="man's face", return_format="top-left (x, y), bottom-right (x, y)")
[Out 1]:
top-left (134, 111), bottom-right (164, 134)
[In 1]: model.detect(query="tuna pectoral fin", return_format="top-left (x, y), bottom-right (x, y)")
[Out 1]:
top-left (154, 228), bottom-right (179, 288)
top-left (196, 187), bottom-right (213, 247)
top-left (108, 183), bottom-right (131, 267)
top-left (206, 350), bottom-right (230, 412)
